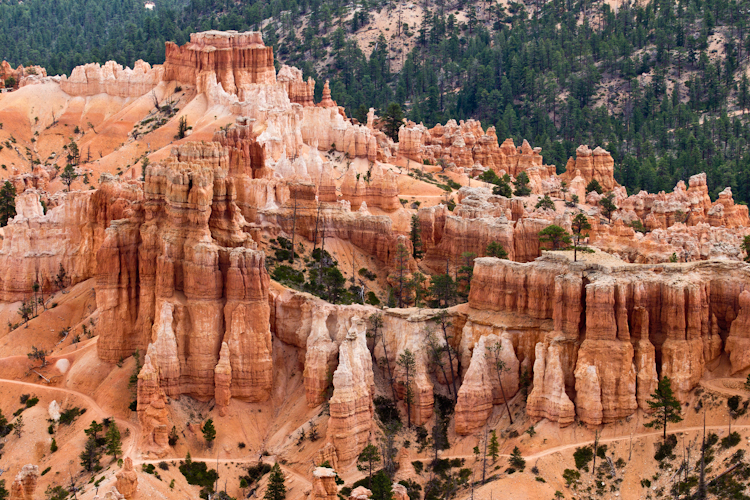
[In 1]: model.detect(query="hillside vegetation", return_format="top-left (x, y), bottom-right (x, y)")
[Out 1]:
top-left (4, 0), bottom-right (750, 201)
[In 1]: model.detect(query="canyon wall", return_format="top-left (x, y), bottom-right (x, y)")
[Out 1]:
top-left (462, 255), bottom-right (749, 426)
top-left (98, 142), bottom-right (273, 408)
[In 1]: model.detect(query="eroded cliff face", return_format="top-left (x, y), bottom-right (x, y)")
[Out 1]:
top-left (98, 142), bottom-right (272, 406)
top-left (0, 176), bottom-right (142, 301)
top-left (466, 255), bottom-right (750, 425)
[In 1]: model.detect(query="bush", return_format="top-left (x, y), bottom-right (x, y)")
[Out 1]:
top-left (412, 461), bottom-right (423, 474)
top-left (59, 407), bottom-right (83, 426)
top-left (563, 468), bottom-right (580, 486)
top-left (240, 462), bottom-right (272, 487)
top-left (365, 291), bottom-right (380, 306)
top-left (574, 446), bottom-right (594, 470)
top-left (654, 434), bottom-right (678, 461)
top-left (158, 462), bottom-right (170, 471)
top-left (179, 459), bottom-right (219, 499)
top-left (721, 432), bottom-right (741, 449)
top-left (358, 268), bottom-right (377, 281)
top-left (24, 397), bottom-right (39, 408)
top-left (373, 396), bottom-right (401, 427)
top-left (272, 265), bottom-right (304, 284)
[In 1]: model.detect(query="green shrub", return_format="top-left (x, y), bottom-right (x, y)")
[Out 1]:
top-left (179, 457), bottom-right (219, 499)
top-left (59, 407), bottom-right (83, 426)
top-left (272, 265), bottom-right (304, 284)
top-left (365, 291), bottom-right (380, 306)
top-left (721, 432), bottom-right (741, 449)
top-left (654, 435), bottom-right (678, 461)
top-left (574, 446), bottom-right (594, 470)
top-left (563, 468), bottom-right (580, 486)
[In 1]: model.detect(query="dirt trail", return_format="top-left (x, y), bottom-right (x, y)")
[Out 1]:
top-left (0, 377), bottom-right (140, 458)
top-left (700, 377), bottom-right (750, 398)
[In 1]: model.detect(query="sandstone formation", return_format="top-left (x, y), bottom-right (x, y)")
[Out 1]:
top-left (725, 289), bottom-right (750, 374)
top-left (164, 31), bottom-right (276, 95)
top-left (278, 65), bottom-right (315, 106)
top-left (326, 315), bottom-right (375, 463)
top-left (0, 61), bottom-right (47, 89)
top-left (468, 255), bottom-right (750, 424)
top-left (0, 177), bottom-right (142, 301)
top-left (349, 486), bottom-right (372, 500)
top-left (95, 142), bottom-right (272, 422)
top-left (60, 60), bottom-right (163, 97)
top-left (560, 145), bottom-right (618, 192)
top-left (115, 458), bottom-right (139, 499)
top-left (93, 488), bottom-right (126, 500)
top-left (455, 333), bottom-right (519, 435)
top-left (340, 164), bottom-right (400, 211)
top-left (8, 465), bottom-right (38, 500)
top-left (308, 467), bottom-right (338, 500)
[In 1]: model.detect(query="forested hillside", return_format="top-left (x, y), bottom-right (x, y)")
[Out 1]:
top-left (3, 0), bottom-right (750, 202)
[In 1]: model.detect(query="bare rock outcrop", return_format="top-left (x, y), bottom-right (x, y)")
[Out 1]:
top-left (725, 290), bottom-right (750, 374)
top-left (455, 333), bottom-right (519, 435)
top-left (561, 145), bottom-right (617, 192)
top-left (163, 30), bottom-right (276, 95)
top-left (327, 316), bottom-right (375, 463)
top-left (115, 458), bottom-right (139, 499)
top-left (60, 60), bottom-right (163, 97)
top-left (309, 468), bottom-right (338, 500)
top-left (469, 255), bottom-right (750, 424)
top-left (8, 465), bottom-right (38, 500)
top-left (99, 142), bottom-right (272, 408)
top-left (349, 486), bottom-right (372, 500)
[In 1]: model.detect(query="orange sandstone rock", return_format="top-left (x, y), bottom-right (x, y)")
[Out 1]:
top-left (115, 458), bottom-right (138, 499)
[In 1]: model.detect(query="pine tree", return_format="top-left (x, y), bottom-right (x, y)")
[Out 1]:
top-left (486, 341), bottom-right (514, 424)
top-left (599, 192), bottom-right (617, 222)
top-left (510, 447), bottom-right (526, 470)
top-left (382, 103), bottom-right (404, 141)
top-left (538, 225), bottom-right (572, 250)
top-left (264, 463), bottom-right (286, 500)
top-left (429, 273), bottom-right (456, 308)
top-left (488, 430), bottom-right (500, 462)
top-left (389, 243), bottom-right (411, 308)
top-left (457, 252), bottom-right (476, 299)
top-left (80, 435), bottom-right (100, 471)
top-left (177, 116), bottom-right (188, 139)
top-left (370, 471), bottom-right (394, 500)
top-left (397, 349), bottom-right (416, 428)
top-left (105, 422), bottom-right (122, 460)
top-left (586, 179), bottom-right (603, 194)
top-left (410, 215), bottom-right (423, 259)
top-left (571, 213), bottom-right (592, 262)
top-left (513, 171), bottom-right (531, 196)
top-left (0, 181), bottom-right (16, 227)
top-left (60, 163), bottom-right (78, 192)
top-left (357, 444), bottom-right (381, 488)
top-left (486, 241), bottom-right (508, 259)
top-left (644, 376), bottom-right (683, 440)
top-left (202, 419), bottom-right (216, 449)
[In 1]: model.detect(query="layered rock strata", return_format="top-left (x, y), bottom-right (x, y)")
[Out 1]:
top-left (326, 316), bottom-right (375, 462)
top-left (60, 60), bottom-right (163, 97)
top-left (99, 142), bottom-right (272, 407)
top-left (115, 458), bottom-right (139, 499)
top-left (468, 255), bottom-right (750, 425)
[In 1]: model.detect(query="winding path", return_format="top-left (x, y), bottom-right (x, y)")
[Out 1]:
top-left (0, 377), bottom-right (140, 459)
